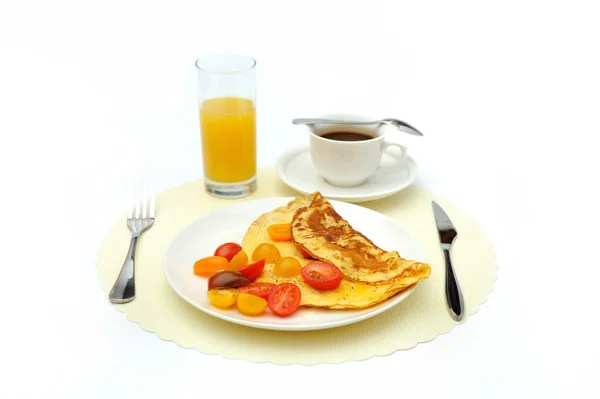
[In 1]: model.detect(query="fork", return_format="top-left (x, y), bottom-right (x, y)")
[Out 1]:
top-left (109, 181), bottom-right (155, 304)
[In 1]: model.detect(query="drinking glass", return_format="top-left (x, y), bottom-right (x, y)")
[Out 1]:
top-left (195, 54), bottom-right (257, 198)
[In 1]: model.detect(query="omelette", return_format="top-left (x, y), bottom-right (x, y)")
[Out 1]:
top-left (292, 192), bottom-right (430, 285)
top-left (241, 193), bottom-right (430, 309)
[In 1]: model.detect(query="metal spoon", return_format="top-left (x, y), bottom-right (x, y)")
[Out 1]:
top-left (292, 118), bottom-right (424, 136)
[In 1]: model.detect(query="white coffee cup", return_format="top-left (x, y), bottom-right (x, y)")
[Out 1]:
top-left (307, 113), bottom-right (408, 187)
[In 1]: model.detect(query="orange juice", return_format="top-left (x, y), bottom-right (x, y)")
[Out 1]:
top-left (199, 97), bottom-right (256, 183)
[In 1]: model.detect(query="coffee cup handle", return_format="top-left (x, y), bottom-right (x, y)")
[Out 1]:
top-left (382, 137), bottom-right (408, 164)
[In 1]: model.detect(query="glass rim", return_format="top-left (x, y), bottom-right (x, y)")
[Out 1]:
top-left (194, 54), bottom-right (256, 75)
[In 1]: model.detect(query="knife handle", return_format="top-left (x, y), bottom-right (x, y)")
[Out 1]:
top-left (443, 247), bottom-right (465, 321)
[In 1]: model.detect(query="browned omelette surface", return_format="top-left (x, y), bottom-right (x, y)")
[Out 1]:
top-left (291, 192), bottom-right (430, 285)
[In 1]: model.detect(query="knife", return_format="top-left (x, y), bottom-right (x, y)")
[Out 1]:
top-left (432, 201), bottom-right (465, 321)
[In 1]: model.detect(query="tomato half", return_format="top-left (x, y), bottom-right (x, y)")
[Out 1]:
top-left (267, 283), bottom-right (301, 317)
top-left (238, 282), bottom-right (276, 300)
top-left (297, 246), bottom-right (313, 259)
top-left (251, 243), bottom-right (281, 263)
top-left (227, 250), bottom-right (248, 271)
top-left (207, 288), bottom-right (239, 308)
top-left (267, 223), bottom-right (292, 241)
top-left (273, 256), bottom-right (302, 277)
top-left (300, 261), bottom-right (342, 290)
top-left (237, 293), bottom-right (267, 316)
top-left (207, 271), bottom-right (251, 290)
top-left (239, 259), bottom-right (266, 281)
top-left (193, 256), bottom-right (228, 277)
top-left (214, 242), bottom-right (242, 262)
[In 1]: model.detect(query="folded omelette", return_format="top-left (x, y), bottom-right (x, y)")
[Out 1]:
top-left (241, 193), bottom-right (430, 309)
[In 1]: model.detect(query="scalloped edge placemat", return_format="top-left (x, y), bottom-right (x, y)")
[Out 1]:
top-left (97, 168), bottom-right (497, 365)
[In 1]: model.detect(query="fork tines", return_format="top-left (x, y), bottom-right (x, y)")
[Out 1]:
top-left (129, 178), bottom-right (155, 219)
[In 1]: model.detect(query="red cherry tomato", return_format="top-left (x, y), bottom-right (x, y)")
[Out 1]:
top-left (238, 282), bottom-right (276, 300)
top-left (214, 242), bottom-right (242, 262)
top-left (239, 259), bottom-right (266, 281)
top-left (267, 283), bottom-right (301, 317)
top-left (300, 261), bottom-right (342, 291)
top-left (297, 246), bottom-right (313, 259)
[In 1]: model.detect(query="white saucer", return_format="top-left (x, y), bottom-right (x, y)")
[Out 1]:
top-left (275, 145), bottom-right (418, 203)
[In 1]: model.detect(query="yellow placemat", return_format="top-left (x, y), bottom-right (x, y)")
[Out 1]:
top-left (97, 168), bottom-right (497, 365)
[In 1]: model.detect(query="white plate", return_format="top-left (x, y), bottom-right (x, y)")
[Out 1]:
top-left (163, 198), bottom-right (424, 331)
top-left (276, 145), bottom-right (418, 203)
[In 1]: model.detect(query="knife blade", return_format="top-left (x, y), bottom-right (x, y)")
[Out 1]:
top-left (432, 201), bottom-right (465, 321)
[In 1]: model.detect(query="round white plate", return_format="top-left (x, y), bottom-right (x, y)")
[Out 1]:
top-left (276, 145), bottom-right (418, 203)
top-left (163, 197), bottom-right (425, 331)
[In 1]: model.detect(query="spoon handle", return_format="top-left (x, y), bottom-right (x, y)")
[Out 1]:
top-left (292, 118), bottom-right (379, 125)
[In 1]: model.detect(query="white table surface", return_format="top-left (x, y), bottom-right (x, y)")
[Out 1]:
top-left (2, 1), bottom-right (599, 398)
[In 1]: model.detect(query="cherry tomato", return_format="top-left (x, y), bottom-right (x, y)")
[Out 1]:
top-left (208, 271), bottom-right (251, 290)
top-left (267, 223), bottom-right (292, 241)
top-left (207, 288), bottom-right (239, 308)
top-left (273, 256), bottom-right (302, 277)
top-left (297, 246), bottom-right (313, 259)
top-left (238, 282), bottom-right (276, 300)
top-left (193, 256), bottom-right (228, 277)
top-left (239, 259), bottom-right (265, 281)
top-left (227, 250), bottom-right (248, 271)
top-left (237, 293), bottom-right (267, 316)
top-left (267, 283), bottom-right (301, 317)
top-left (300, 261), bottom-right (342, 291)
top-left (214, 242), bottom-right (242, 262)
top-left (251, 243), bottom-right (281, 263)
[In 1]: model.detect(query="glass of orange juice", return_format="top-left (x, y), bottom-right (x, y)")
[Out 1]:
top-left (195, 54), bottom-right (257, 198)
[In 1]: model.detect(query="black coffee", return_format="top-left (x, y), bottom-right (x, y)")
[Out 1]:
top-left (320, 132), bottom-right (375, 142)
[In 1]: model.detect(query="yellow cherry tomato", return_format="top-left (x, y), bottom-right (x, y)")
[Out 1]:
top-left (267, 223), bottom-right (292, 241)
top-left (194, 256), bottom-right (228, 277)
top-left (273, 256), bottom-right (302, 277)
top-left (227, 250), bottom-right (248, 271)
top-left (207, 288), bottom-right (239, 308)
top-left (251, 243), bottom-right (281, 263)
top-left (237, 292), bottom-right (267, 316)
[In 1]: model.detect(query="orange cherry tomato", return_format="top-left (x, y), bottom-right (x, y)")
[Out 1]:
top-left (237, 293), bottom-right (267, 316)
top-left (227, 250), bottom-right (248, 271)
top-left (251, 243), bottom-right (281, 263)
top-left (193, 256), bottom-right (228, 277)
top-left (267, 223), bottom-right (292, 241)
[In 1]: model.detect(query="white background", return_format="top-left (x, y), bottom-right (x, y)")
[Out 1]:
top-left (1, 0), bottom-right (599, 398)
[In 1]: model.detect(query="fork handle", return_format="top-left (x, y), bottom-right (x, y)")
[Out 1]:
top-left (109, 235), bottom-right (138, 304)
